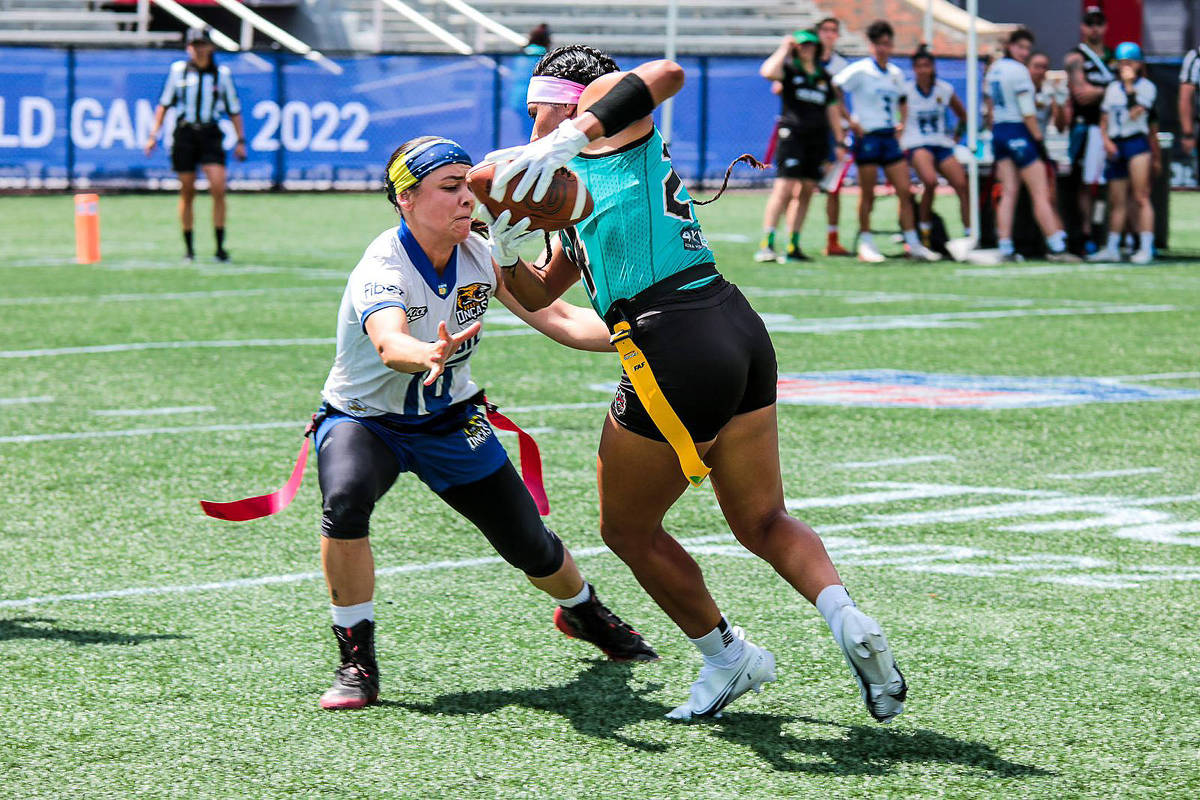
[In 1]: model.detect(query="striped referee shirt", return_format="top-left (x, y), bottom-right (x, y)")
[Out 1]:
top-left (1181, 48), bottom-right (1200, 87)
top-left (157, 60), bottom-right (242, 124)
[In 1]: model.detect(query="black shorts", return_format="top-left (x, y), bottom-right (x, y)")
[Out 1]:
top-left (776, 126), bottom-right (829, 181)
top-left (171, 123), bottom-right (226, 173)
top-left (604, 266), bottom-right (778, 443)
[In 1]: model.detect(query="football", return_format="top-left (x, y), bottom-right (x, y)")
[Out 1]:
top-left (467, 162), bottom-right (594, 232)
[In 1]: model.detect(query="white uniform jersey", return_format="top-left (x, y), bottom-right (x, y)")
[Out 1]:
top-left (1033, 85), bottom-right (1056, 134)
top-left (984, 58), bottom-right (1037, 124)
top-left (1102, 78), bottom-right (1157, 139)
top-left (900, 78), bottom-right (956, 149)
top-left (822, 51), bottom-right (848, 77)
top-left (322, 227), bottom-right (496, 419)
top-left (833, 58), bottom-right (905, 133)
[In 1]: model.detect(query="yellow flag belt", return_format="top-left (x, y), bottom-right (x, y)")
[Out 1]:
top-left (609, 320), bottom-right (710, 487)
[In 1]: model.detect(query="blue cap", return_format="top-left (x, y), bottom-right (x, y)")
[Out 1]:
top-left (1114, 41), bottom-right (1143, 61)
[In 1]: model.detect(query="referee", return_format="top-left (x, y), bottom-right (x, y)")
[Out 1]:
top-left (144, 28), bottom-right (246, 262)
top-left (1179, 44), bottom-right (1200, 160)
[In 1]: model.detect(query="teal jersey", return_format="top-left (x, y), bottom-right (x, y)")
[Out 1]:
top-left (559, 127), bottom-right (716, 317)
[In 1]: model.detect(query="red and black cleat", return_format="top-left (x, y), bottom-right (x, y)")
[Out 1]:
top-left (319, 619), bottom-right (380, 710)
top-left (554, 589), bottom-right (659, 662)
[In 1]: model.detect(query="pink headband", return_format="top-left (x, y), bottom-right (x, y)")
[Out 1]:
top-left (527, 76), bottom-right (586, 105)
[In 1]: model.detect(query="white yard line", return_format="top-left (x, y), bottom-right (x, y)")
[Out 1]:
top-left (834, 455), bottom-right (958, 469)
top-left (0, 338), bottom-right (336, 359)
top-left (0, 396), bottom-right (54, 406)
top-left (0, 421), bottom-right (298, 444)
top-left (92, 406), bottom-right (216, 417)
top-left (1102, 372), bottom-right (1200, 382)
top-left (739, 286), bottom-right (1100, 308)
top-left (503, 401), bottom-right (611, 413)
top-left (0, 287), bottom-right (337, 307)
top-left (764, 304), bottom-right (1178, 334)
top-left (1046, 468), bottom-right (1164, 480)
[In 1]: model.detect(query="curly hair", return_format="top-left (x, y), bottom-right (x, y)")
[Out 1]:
top-left (533, 44), bottom-right (619, 86)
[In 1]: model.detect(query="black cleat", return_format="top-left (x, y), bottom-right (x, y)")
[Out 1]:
top-left (554, 588), bottom-right (659, 662)
top-left (214, 249), bottom-right (231, 263)
top-left (319, 619), bottom-right (379, 710)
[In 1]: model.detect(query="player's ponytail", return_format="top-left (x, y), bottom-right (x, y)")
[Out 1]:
top-left (692, 154), bottom-right (767, 207)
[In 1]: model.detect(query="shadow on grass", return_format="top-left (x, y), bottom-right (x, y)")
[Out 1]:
top-left (0, 616), bottom-right (186, 646)
top-left (392, 659), bottom-right (1051, 778)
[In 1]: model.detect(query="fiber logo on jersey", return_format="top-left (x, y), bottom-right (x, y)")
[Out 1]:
top-left (454, 282), bottom-right (490, 325)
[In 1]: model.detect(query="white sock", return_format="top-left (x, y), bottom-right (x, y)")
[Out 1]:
top-left (331, 600), bottom-right (374, 629)
top-left (999, 238), bottom-right (1014, 255)
top-left (1046, 230), bottom-right (1067, 253)
top-left (1139, 231), bottom-right (1154, 252)
top-left (919, 222), bottom-right (932, 233)
top-left (690, 617), bottom-right (744, 669)
top-left (816, 585), bottom-right (855, 648)
top-left (963, 226), bottom-right (973, 239)
top-left (903, 229), bottom-right (921, 247)
top-left (828, 224), bottom-right (839, 234)
top-left (1107, 232), bottom-right (1121, 252)
top-left (557, 581), bottom-right (592, 608)
top-left (859, 231), bottom-right (875, 247)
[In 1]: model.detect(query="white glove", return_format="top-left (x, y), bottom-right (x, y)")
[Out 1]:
top-left (476, 205), bottom-right (539, 267)
top-left (485, 119), bottom-right (591, 203)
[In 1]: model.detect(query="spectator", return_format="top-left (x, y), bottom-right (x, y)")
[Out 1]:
top-left (510, 24), bottom-right (552, 141)
top-left (1029, 51), bottom-right (1069, 215)
top-left (1064, 6), bottom-right (1114, 254)
top-left (1177, 41), bottom-right (1200, 160)
top-left (143, 28), bottom-right (245, 262)
top-left (984, 28), bottom-right (1077, 262)
top-left (1090, 42), bottom-right (1160, 264)
top-left (900, 46), bottom-right (970, 246)
top-left (833, 20), bottom-right (940, 262)
top-left (817, 16), bottom-right (851, 255)
top-left (756, 30), bottom-right (844, 262)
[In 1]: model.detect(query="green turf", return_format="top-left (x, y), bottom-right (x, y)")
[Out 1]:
top-left (2, 190), bottom-right (1199, 799)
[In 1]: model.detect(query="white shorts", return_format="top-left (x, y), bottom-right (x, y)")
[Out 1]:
top-left (1082, 125), bottom-right (1107, 186)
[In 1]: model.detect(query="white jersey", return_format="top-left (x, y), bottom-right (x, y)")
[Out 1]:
top-left (322, 226), bottom-right (496, 419)
top-left (822, 51), bottom-right (848, 77)
top-left (984, 58), bottom-right (1037, 125)
top-left (1102, 78), bottom-right (1157, 139)
top-left (1033, 85), bottom-right (1056, 134)
top-left (833, 58), bottom-right (905, 133)
top-left (900, 78), bottom-right (956, 149)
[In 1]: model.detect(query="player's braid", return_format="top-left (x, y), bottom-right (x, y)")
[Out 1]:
top-left (692, 154), bottom-right (767, 206)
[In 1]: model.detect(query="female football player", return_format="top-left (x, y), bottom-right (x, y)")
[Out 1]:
top-left (313, 135), bottom-right (657, 711)
top-left (984, 29), bottom-right (1079, 262)
top-left (1090, 42), bottom-right (1161, 264)
top-left (484, 45), bottom-right (907, 723)
top-left (901, 47), bottom-right (970, 245)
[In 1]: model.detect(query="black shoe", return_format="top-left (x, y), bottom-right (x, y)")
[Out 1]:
top-left (785, 246), bottom-right (810, 262)
top-left (214, 249), bottom-right (230, 263)
top-left (554, 588), bottom-right (659, 662)
top-left (183, 253), bottom-right (195, 263)
top-left (319, 619), bottom-right (379, 710)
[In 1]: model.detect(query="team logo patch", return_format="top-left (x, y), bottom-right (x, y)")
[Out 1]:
top-left (454, 282), bottom-right (491, 325)
top-left (775, 371), bottom-right (1200, 409)
top-left (462, 414), bottom-right (493, 451)
top-left (406, 305), bottom-right (428, 323)
top-left (613, 387), bottom-right (628, 417)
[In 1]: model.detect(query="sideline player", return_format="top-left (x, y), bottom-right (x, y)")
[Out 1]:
top-left (833, 21), bottom-right (940, 263)
top-left (313, 136), bottom-right (657, 710)
top-left (144, 28), bottom-right (245, 263)
top-left (484, 45), bottom-right (908, 723)
top-left (756, 29), bottom-right (844, 262)
top-left (1029, 51), bottom-right (1069, 218)
top-left (984, 29), bottom-right (1079, 262)
top-left (1090, 42), bottom-right (1161, 264)
top-left (901, 46), bottom-right (970, 245)
top-left (817, 16), bottom-right (851, 255)
top-left (1064, 7), bottom-right (1115, 254)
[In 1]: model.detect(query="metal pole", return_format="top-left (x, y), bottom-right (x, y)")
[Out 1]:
top-left (374, 0), bottom-right (384, 53)
top-left (924, 0), bottom-right (934, 46)
top-left (967, 0), bottom-right (979, 246)
top-left (240, 17), bottom-right (253, 50)
top-left (137, 0), bottom-right (150, 38)
top-left (661, 0), bottom-right (678, 145)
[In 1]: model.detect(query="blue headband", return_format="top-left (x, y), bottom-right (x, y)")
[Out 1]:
top-left (388, 138), bottom-right (473, 194)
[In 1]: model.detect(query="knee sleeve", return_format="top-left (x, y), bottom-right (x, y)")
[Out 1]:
top-left (317, 418), bottom-right (400, 540)
top-left (437, 461), bottom-right (566, 578)
top-left (320, 485), bottom-right (375, 540)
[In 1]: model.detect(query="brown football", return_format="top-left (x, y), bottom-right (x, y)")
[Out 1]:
top-left (467, 161), bottom-right (594, 232)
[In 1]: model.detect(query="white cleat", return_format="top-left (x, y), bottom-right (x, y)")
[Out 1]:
top-left (1087, 247), bottom-right (1121, 262)
top-left (666, 628), bottom-right (777, 720)
top-left (753, 246), bottom-right (780, 263)
top-left (1130, 249), bottom-right (1154, 265)
top-left (857, 240), bottom-right (886, 263)
top-left (839, 607), bottom-right (908, 723)
top-left (906, 242), bottom-right (943, 262)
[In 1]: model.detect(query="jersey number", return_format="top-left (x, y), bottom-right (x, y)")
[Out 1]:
top-left (990, 81), bottom-right (1005, 109)
top-left (917, 110), bottom-right (942, 135)
top-left (661, 143), bottom-right (694, 222)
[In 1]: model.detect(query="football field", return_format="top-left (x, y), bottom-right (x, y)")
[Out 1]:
top-left (1, 190), bottom-right (1199, 799)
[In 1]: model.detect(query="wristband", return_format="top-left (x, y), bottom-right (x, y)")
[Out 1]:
top-left (586, 72), bottom-right (656, 137)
